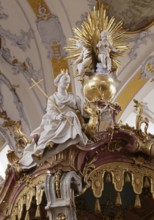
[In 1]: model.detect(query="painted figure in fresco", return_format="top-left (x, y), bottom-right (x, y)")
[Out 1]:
top-left (73, 40), bottom-right (92, 77)
top-left (19, 70), bottom-right (88, 169)
top-left (97, 30), bottom-right (117, 71)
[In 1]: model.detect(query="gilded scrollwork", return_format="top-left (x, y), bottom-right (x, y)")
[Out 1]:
top-left (54, 170), bottom-right (62, 198)
top-left (134, 99), bottom-right (149, 134)
top-left (2, 118), bottom-right (30, 169)
top-left (0, 110), bottom-right (30, 173)
top-left (84, 161), bottom-right (154, 208)
top-left (82, 152), bottom-right (98, 186)
top-left (10, 174), bottom-right (46, 220)
top-left (111, 169), bottom-right (124, 192)
top-left (81, 101), bottom-right (121, 142)
top-left (91, 171), bottom-right (105, 198)
top-left (3, 120), bottom-right (30, 150)
top-left (119, 125), bottom-right (154, 158)
top-left (132, 172), bottom-right (143, 195)
top-left (82, 102), bottom-right (101, 141)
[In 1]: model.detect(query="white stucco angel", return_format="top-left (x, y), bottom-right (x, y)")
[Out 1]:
top-left (73, 40), bottom-right (92, 77)
top-left (97, 30), bottom-right (118, 71)
top-left (19, 70), bottom-right (88, 169)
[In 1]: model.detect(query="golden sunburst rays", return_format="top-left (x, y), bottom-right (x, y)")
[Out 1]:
top-left (65, 3), bottom-right (129, 73)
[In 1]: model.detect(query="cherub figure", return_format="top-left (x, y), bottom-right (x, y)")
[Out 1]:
top-left (73, 40), bottom-right (92, 78)
top-left (96, 30), bottom-right (118, 71)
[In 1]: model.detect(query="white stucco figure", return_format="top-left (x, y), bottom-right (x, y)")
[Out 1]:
top-left (19, 71), bottom-right (88, 169)
top-left (97, 30), bottom-right (117, 71)
top-left (74, 40), bottom-right (91, 77)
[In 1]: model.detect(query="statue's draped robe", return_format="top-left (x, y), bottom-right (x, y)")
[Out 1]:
top-left (19, 92), bottom-right (88, 168)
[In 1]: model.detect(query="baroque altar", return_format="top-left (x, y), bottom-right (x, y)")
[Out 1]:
top-left (0, 2), bottom-right (154, 220)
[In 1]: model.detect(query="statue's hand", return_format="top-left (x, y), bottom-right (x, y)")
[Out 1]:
top-left (55, 113), bottom-right (65, 120)
top-left (33, 134), bottom-right (40, 144)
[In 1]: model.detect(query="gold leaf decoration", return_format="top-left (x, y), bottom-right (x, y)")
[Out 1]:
top-left (65, 3), bottom-right (129, 73)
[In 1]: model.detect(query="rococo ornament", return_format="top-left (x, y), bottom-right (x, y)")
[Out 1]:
top-left (0, 1), bottom-right (154, 220)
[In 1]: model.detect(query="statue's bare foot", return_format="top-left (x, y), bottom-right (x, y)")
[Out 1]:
top-left (32, 150), bottom-right (44, 160)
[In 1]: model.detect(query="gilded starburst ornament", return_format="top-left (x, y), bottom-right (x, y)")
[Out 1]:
top-left (65, 2), bottom-right (129, 77)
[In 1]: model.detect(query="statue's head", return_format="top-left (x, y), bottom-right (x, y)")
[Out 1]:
top-left (100, 30), bottom-right (109, 40)
top-left (54, 69), bottom-right (70, 89)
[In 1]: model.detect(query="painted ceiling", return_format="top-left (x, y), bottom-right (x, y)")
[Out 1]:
top-left (99, 0), bottom-right (154, 32)
top-left (0, 0), bottom-right (154, 179)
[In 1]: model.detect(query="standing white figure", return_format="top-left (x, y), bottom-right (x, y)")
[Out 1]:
top-left (97, 30), bottom-right (117, 71)
top-left (19, 71), bottom-right (88, 169)
top-left (74, 40), bottom-right (91, 77)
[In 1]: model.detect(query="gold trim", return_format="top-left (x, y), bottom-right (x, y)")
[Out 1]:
top-left (27, 0), bottom-right (52, 20)
top-left (127, 20), bottom-right (154, 34)
top-left (87, 162), bottom-right (154, 200)
top-left (10, 174), bottom-right (46, 219)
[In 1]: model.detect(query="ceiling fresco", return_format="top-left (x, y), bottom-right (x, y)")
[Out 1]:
top-left (90, 0), bottom-right (154, 32)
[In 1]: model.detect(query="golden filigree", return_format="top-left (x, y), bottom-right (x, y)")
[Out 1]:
top-left (80, 152), bottom-right (98, 196)
top-left (134, 99), bottom-right (149, 134)
top-left (82, 101), bottom-right (101, 141)
top-left (111, 169), bottom-right (124, 192)
top-left (118, 121), bottom-right (154, 158)
top-left (6, 151), bottom-right (20, 165)
top-left (3, 120), bottom-right (30, 149)
top-left (0, 116), bottom-right (31, 171)
top-left (132, 173), bottom-right (143, 195)
top-left (84, 161), bottom-right (154, 208)
top-left (91, 171), bottom-right (105, 198)
top-left (10, 174), bottom-right (46, 220)
top-left (34, 147), bottom-right (79, 175)
top-left (55, 170), bottom-right (62, 198)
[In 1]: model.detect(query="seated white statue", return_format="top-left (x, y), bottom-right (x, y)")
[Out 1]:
top-left (19, 71), bottom-right (88, 169)
top-left (96, 30), bottom-right (117, 71)
top-left (73, 40), bottom-right (91, 77)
